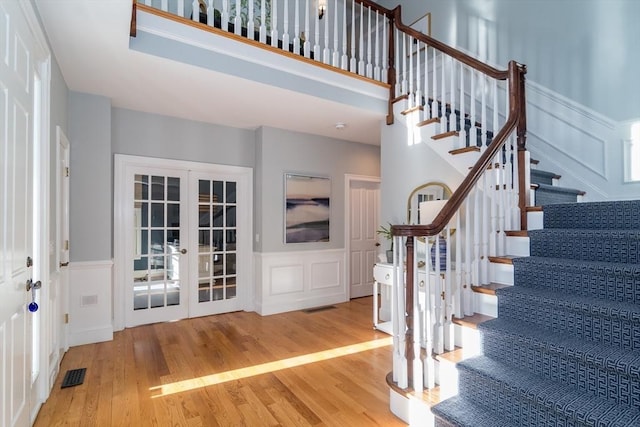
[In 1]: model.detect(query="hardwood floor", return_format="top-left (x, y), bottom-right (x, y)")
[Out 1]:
top-left (35, 297), bottom-right (407, 426)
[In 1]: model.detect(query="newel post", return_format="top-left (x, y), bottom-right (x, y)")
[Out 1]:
top-left (514, 62), bottom-right (529, 229)
top-left (404, 234), bottom-right (414, 388)
top-left (386, 7), bottom-right (399, 125)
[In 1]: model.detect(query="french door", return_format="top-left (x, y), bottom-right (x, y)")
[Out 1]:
top-left (116, 156), bottom-right (251, 328)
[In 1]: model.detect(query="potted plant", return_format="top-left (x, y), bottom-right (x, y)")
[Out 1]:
top-left (377, 223), bottom-right (394, 263)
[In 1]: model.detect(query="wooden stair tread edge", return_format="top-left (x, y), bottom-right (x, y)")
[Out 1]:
top-left (452, 313), bottom-right (494, 329)
top-left (391, 94), bottom-right (409, 104)
top-left (530, 158), bottom-right (540, 165)
top-left (434, 347), bottom-right (466, 364)
top-left (449, 146), bottom-right (480, 155)
top-left (471, 283), bottom-right (512, 295)
top-left (525, 206), bottom-right (543, 212)
top-left (488, 255), bottom-right (515, 264)
top-left (401, 105), bottom-right (424, 115)
top-left (505, 230), bottom-right (528, 237)
top-left (416, 117), bottom-right (440, 127)
top-left (432, 130), bottom-right (459, 140)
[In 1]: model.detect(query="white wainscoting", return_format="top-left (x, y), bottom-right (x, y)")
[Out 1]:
top-left (255, 249), bottom-right (347, 315)
top-left (68, 260), bottom-right (113, 346)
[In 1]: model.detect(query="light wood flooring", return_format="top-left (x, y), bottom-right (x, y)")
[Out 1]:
top-left (35, 297), bottom-right (408, 426)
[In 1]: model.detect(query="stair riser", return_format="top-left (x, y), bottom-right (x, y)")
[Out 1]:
top-left (529, 232), bottom-right (640, 264)
top-left (527, 210), bottom-right (544, 230)
top-left (473, 292), bottom-right (497, 318)
top-left (497, 292), bottom-right (640, 351)
top-left (453, 324), bottom-right (482, 355)
top-left (534, 188), bottom-right (581, 205)
top-left (480, 330), bottom-right (640, 408)
top-left (513, 261), bottom-right (640, 305)
top-left (489, 262), bottom-right (514, 285)
top-left (506, 235), bottom-right (530, 257)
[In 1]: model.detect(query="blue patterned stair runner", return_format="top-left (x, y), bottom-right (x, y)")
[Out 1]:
top-left (432, 200), bottom-right (640, 426)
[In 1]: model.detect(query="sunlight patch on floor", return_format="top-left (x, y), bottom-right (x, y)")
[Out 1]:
top-left (149, 336), bottom-right (393, 397)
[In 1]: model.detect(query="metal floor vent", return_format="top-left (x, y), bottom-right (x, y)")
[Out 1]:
top-left (303, 305), bottom-right (336, 314)
top-left (61, 368), bottom-right (86, 388)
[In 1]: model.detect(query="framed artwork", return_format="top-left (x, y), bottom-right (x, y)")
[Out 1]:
top-left (285, 173), bottom-right (330, 243)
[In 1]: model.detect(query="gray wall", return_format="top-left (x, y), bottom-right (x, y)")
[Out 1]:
top-left (255, 126), bottom-right (380, 253)
top-left (111, 108), bottom-right (255, 167)
top-left (381, 0), bottom-right (640, 121)
top-left (68, 92), bottom-right (112, 262)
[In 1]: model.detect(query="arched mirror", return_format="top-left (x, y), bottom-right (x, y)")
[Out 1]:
top-left (407, 182), bottom-right (452, 225)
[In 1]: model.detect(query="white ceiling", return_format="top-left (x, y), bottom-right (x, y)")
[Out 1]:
top-left (35, 0), bottom-right (383, 145)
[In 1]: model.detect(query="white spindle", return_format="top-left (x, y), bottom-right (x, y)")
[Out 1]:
top-left (489, 156), bottom-right (499, 257)
top-left (481, 75), bottom-right (487, 150)
top-left (394, 236), bottom-right (408, 389)
top-left (259, 0), bottom-right (266, 42)
top-left (332, 0), bottom-right (339, 66)
top-left (341, 1), bottom-right (348, 70)
top-left (161, 0), bottom-right (168, 12)
top-left (282, 0), bottom-right (290, 49)
top-left (469, 69), bottom-right (476, 149)
top-left (423, 239), bottom-right (435, 388)
top-left (424, 45), bottom-right (429, 117)
top-left (414, 41), bottom-right (421, 112)
top-left (322, 0), bottom-right (330, 63)
top-left (481, 172), bottom-right (490, 284)
top-left (144, 0), bottom-right (151, 6)
top-left (206, 0), bottom-right (214, 27)
top-left (293, 0), bottom-right (300, 54)
top-left (431, 49), bottom-right (438, 120)
top-left (512, 134), bottom-right (521, 229)
top-left (458, 63), bottom-right (466, 150)
top-left (473, 187), bottom-right (481, 287)
top-left (177, 0), bottom-right (184, 17)
top-left (358, 4), bottom-right (364, 75)
top-left (394, 28), bottom-right (400, 96)
top-left (191, 0), bottom-right (199, 22)
top-left (366, 7), bottom-right (372, 78)
top-left (440, 52), bottom-right (446, 134)
top-left (454, 208), bottom-right (463, 318)
top-left (374, 11), bottom-right (380, 81)
top-left (444, 224), bottom-right (454, 351)
top-left (433, 236), bottom-right (444, 355)
top-left (221, 0), bottom-right (229, 31)
top-left (401, 33), bottom-right (407, 94)
top-left (412, 242), bottom-right (423, 392)
top-left (381, 16), bottom-right (387, 83)
top-left (408, 36), bottom-right (414, 108)
top-left (304, 0), bottom-right (310, 57)
top-left (450, 57), bottom-right (456, 136)
top-left (350, 0), bottom-right (357, 73)
top-left (271, 0), bottom-right (278, 47)
top-left (463, 196), bottom-right (474, 316)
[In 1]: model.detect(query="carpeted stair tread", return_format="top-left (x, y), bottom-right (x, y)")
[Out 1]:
top-left (457, 355), bottom-right (640, 426)
top-left (512, 256), bottom-right (640, 304)
top-left (534, 183), bottom-right (584, 205)
top-left (531, 169), bottom-right (560, 185)
top-left (432, 395), bottom-right (513, 427)
top-left (479, 317), bottom-right (640, 380)
top-left (543, 200), bottom-right (640, 230)
top-left (528, 228), bottom-right (640, 263)
top-left (496, 286), bottom-right (640, 324)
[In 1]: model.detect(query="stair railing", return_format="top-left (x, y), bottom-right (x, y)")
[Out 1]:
top-left (387, 5), bottom-right (528, 393)
top-left (132, 0), bottom-right (395, 83)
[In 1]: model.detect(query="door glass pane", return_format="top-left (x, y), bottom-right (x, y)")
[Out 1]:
top-left (133, 174), bottom-right (182, 311)
top-left (197, 178), bottom-right (238, 304)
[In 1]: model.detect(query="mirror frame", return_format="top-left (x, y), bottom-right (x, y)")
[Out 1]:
top-left (407, 182), bottom-right (453, 225)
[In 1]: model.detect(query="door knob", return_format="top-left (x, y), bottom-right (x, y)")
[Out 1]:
top-left (180, 248), bottom-right (187, 254)
top-left (26, 279), bottom-right (42, 313)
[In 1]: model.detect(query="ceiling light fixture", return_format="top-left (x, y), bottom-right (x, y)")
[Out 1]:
top-left (335, 122), bottom-right (346, 130)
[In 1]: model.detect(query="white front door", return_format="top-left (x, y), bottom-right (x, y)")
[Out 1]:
top-left (1, 2), bottom-right (49, 425)
top-left (116, 156), bottom-right (252, 328)
top-left (348, 178), bottom-right (380, 299)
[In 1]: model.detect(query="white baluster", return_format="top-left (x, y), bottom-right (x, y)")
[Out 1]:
top-left (332, 0), bottom-right (339, 66)
top-left (161, 0), bottom-right (168, 12)
top-left (358, 4), bottom-right (364, 75)
top-left (221, 0), bottom-right (229, 31)
top-left (341, 1), bottom-right (348, 70)
top-left (433, 235), bottom-right (444, 355)
top-left (423, 236), bottom-right (435, 389)
top-left (440, 52), bottom-right (446, 134)
top-left (412, 239), bottom-right (423, 392)
top-left (498, 153), bottom-right (506, 255)
top-left (415, 40), bottom-right (421, 113)
top-left (464, 196), bottom-right (474, 316)
top-left (282, 0), bottom-right (289, 49)
top-left (145, 0), bottom-right (152, 6)
top-left (458, 63), bottom-right (466, 150)
top-left (401, 33), bottom-right (407, 94)
top-left (424, 45), bottom-right (429, 117)
top-left (394, 236), bottom-right (408, 389)
top-left (322, 0), bottom-right (330, 63)
top-left (450, 57), bottom-right (457, 137)
top-left (431, 48), bottom-right (438, 121)
top-left (350, 0), bottom-right (357, 73)
top-left (454, 208), bottom-right (463, 318)
top-left (373, 11), bottom-right (380, 81)
top-left (481, 172), bottom-right (490, 284)
top-left (489, 154), bottom-right (499, 257)
top-left (511, 134), bottom-right (521, 229)
top-left (394, 28), bottom-right (400, 96)
top-left (303, 0), bottom-right (310, 57)
top-left (408, 36), bottom-right (414, 108)
top-left (504, 135), bottom-right (514, 232)
top-left (480, 75), bottom-right (487, 151)
top-left (206, 0), bottom-right (214, 28)
top-left (310, 0), bottom-right (318, 59)
top-left (191, 0), bottom-right (199, 23)
top-left (469, 69), bottom-right (476, 148)
top-left (271, 0), bottom-right (278, 47)
top-left (259, 0), bottom-right (266, 42)
top-left (293, 0), bottom-right (300, 54)
top-left (473, 187), bottom-right (481, 287)
top-left (366, 7), bottom-right (372, 78)
top-left (177, 0), bottom-right (184, 17)
top-left (381, 15), bottom-right (387, 83)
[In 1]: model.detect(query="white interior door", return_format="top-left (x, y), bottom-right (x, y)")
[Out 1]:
top-left (1, 2), bottom-right (40, 425)
top-left (348, 179), bottom-right (380, 299)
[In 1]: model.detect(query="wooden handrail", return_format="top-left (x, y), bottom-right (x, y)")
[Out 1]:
top-left (391, 60), bottom-right (526, 239)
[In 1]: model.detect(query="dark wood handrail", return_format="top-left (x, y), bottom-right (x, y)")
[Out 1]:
top-left (392, 60), bottom-right (526, 239)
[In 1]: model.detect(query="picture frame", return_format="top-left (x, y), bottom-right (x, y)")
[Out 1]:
top-left (284, 173), bottom-right (330, 243)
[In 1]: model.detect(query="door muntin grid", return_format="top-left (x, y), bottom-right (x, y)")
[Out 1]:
top-left (133, 174), bottom-right (182, 310)
top-left (198, 180), bottom-right (237, 303)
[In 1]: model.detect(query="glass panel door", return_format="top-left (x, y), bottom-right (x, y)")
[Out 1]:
top-left (127, 169), bottom-right (188, 326)
top-left (190, 174), bottom-right (242, 317)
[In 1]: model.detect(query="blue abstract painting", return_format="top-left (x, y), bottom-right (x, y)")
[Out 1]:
top-left (285, 174), bottom-right (330, 243)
